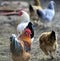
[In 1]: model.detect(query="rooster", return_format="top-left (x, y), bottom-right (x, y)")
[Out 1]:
top-left (39, 31), bottom-right (58, 59)
top-left (37, 1), bottom-right (55, 23)
top-left (29, 0), bottom-right (42, 24)
top-left (17, 22), bottom-right (34, 42)
top-left (10, 28), bottom-right (32, 61)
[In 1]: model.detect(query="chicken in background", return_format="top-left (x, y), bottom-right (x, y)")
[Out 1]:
top-left (32, 0), bottom-right (42, 10)
top-left (16, 10), bottom-right (30, 25)
top-left (39, 31), bottom-right (58, 59)
top-left (10, 28), bottom-right (32, 61)
top-left (29, 0), bottom-right (42, 24)
top-left (16, 10), bottom-right (30, 32)
top-left (37, 1), bottom-right (55, 24)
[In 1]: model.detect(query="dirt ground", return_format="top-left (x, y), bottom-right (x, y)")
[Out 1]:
top-left (0, 0), bottom-right (60, 61)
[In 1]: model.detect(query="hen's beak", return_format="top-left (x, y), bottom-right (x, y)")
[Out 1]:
top-left (18, 11), bottom-right (23, 16)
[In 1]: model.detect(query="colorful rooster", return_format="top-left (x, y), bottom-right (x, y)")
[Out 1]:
top-left (39, 31), bottom-right (58, 59)
top-left (17, 22), bottom-right (34, 42)
top-left (10, 28), bottom-right (32, 61)
top-left (37, 1), bottom-right (55, 22)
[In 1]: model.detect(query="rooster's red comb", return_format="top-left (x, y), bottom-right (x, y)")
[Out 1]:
top-left (24, 28), bottom-right (31, 34)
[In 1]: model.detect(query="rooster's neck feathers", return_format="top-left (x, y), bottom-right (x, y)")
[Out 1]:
top-left (26, 22), bottom-right (34, 38)
top-left (18, 34), bottom-right (31, 52)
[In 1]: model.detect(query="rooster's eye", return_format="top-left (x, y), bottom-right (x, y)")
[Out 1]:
top-left (25, 32), bottom-right (28, 35)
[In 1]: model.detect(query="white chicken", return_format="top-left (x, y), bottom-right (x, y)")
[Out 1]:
top-left (17, 10), bottom-right (30, 24)
top-left (37, 1), bottom-right (55, 22)
top-left (17, 10), bottom-right (30, 34)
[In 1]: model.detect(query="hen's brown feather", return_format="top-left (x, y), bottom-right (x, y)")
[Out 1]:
top-left (29, 0), bottom-right (42, 24)
top-left (39, 31), bottom-right (58, 59)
